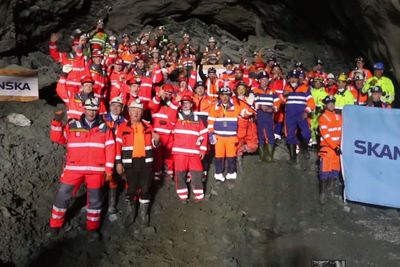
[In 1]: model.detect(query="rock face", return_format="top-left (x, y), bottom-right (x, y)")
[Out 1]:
top-left (0, 0), bottom-right (399, 79)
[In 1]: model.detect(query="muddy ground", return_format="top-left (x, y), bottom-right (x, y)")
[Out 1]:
top-left (1, 100), bottom-right (400, 267)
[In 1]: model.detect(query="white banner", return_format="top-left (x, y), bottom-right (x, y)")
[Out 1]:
top-left (0, 68), bottom-right (39, 101)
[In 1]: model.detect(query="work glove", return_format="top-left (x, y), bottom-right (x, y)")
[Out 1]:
top-left (334, 147), bottom-right (342, 156)
top-left (54, 111), bottom-right (64, 122)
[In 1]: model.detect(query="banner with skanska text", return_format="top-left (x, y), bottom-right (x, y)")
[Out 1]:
top-left (0, 68), bottom-right (38, 102)
top-left (342, 105), bottom-right (400, 208)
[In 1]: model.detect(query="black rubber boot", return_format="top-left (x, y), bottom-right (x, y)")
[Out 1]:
top-left (125, 199), bottom-right (137, 228)
top-left (258, 146), bottom-right (266, 162)
top-left (301, 139), bottom-right (310, 159)
top-left (108, 188), bottom-right (117, 214)
top-left (287, 144), bottom-right (297, 164)
top-left (139, 202), bottom-right (150, 226)
top-left (236, 155), bottom-right (243, 173)
top-left (319, 180), bottom-right (329, 205)
top-left (265, 144), bottom-right (275, 162)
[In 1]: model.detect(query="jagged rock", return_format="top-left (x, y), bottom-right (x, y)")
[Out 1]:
top-left (6, 113), bottom-right (31, 127)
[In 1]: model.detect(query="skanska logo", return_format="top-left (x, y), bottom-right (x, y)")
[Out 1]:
top-left (354, 140), bottom-right (400, 160)
top-left (0, 81), bottom-right (31, 90)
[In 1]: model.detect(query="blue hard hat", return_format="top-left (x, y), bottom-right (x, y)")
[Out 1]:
top-left (287, 69), bottom-right (299, 79)
top-left (373, 62), bottom-right (384, 70)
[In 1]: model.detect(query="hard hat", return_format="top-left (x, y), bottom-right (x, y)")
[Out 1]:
top-left (267, 56), bottom-right (276, 62)
top-left (337, 73), bottom-right (348, 82)
top-left (122, 33), bottom-right (129, 38)
top-left (84, 97), bottom-right (100, 110)
top-left (287, 69), bottom-right (299, 79)
top-left (97, 19), bottom-right (104, 25)
top-left (223, 58), bottom-right (233, 66)
top-left (91, 50), bottom-right (104, 58)
top-left (130, 41), bottom-right (138, 47)
top-left (115, 58), bottom-right (124, 66)
top-left (370, 85), bottom-right (383, 93)
top-left (322, 95), bottom-right (336, 105)
top-left (110, 96), bottom-right (123, 105)
top-left (109, 35), bottom-right (117, 41)
top-left (298, 70), bottom-right (305, 78)
top-left (255, 62), bottom-right (266, 69)
top-left (195, 81), bottom-right (206, 88)
top-left (219, 87), bottom-right (232, 96)
top-left (162, 83), bottom-right (175, 93)
top-left (180, 94), bottom-right (193, 103)
top-left (208, 67), bottom-right (217, 74)
top-left (151, 48), bottom-right (159, 54)
top-left (313, 76), bottom-right (324, 82)
top-left (128, 77), bottom-right (141, 85)
top-left (355, 56), bottom-right (364, 62)
top-left (316, 58), bottom-right (324, 65)
top-left (208, 36), bottom-right (216, 43)
top-left (128, 98), bottom-right (144, 109)
top-left (327, 73), bottom-right (335, 80)
top-left (295, 61), bottom-right (303, 68)
top-left (158, 26), bottom-right (166, 30)
top-left (183, 33), bottom-right (190, 39)
top-left (353, 71), bottom-right (365, 81)
top-left (81, 75), bottom-right (94, 84)
top-left (373, 62), bottom-right (384, 70)
top-left (272, 62), bottom-right (281, 69)
top-left (258, 71), bottom-right (269, 80)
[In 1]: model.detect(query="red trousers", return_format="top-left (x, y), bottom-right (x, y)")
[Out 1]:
top-left (237, 118), bottom-right (258, 156)
top-left (50, 171), bottom-right (104, 231)
top-left (174, 154), bottom-right (204, 201)
top-left (154, 133), bottom-right (174, 177)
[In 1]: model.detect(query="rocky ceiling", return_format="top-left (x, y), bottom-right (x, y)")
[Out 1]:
top-left (1, 0), bottom-right (399, 88)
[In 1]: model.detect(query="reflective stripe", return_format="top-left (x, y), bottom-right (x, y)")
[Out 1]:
top-left (68, 143), bottom-right (105, 148)
top-left (51, 126), bottom-right (62, 131)
top-left (177, 189), bottom-right (188, 193)
top-left (86, 217), bottom-right (100, 222)
top-left (169, 103), bottom-right (179, 110)
top-left (194, 111), bottom-right (208, 116)
top-left (122, 146), bottom-right (134, 151)
top-left (52, 205), bottom-right (67, 212)
top-left (105, 140), bottom-right (115, 146)
top-left (67, 110), bottom-right (82, 115)
top-left (193, 189), bottom-right (204, 194)
top-left (208, 116), bottom-right (216, 121)
top-left (215, 117), bottom-right (237, 122)
top-left (152, 97), bottom-right (160, 104)
top-left (200, 146), bottom-right (207, 151)
top-left (195, 194), bottom-right (204, 199)
top-left (66, 81), bottom-right (81, 86)
top-left (64, 165), bottom-right (105, 172)
top-left (87, 209), bottom-right (101, 214)
top-left (331, 137), bottom-right (340, 141)
top-left (153, 128), bottom-right (171, 134)
top-left (115, 155), bottom-right (121, 160)
top-left (145, 158), bottom-right (153, 163)
top-left (288, 96), bottom-right (307, 100)
top-left (116, 138), bottom-right (123, 143)
top-left (320, 125), bottom-right (328, 129)
top-left (72, 67), bottom-right (85, 71)
top-left (105, 162), bottom-right (114, 168)
top-left (174, 129), bottom-right (200, 136)
top-left (122, 159), bottom-right (132, 163)
top-left (141, 83), bottom-right (152, 87)
top-left (323, 134), bottom-right (330, 138)
top-left (172, 147), bottom-right (200, 154)
top-left (145, 146), bottom-right (152, 150)
top-left (328, 127), bottom-right (341, 132)
top-left (152, 113), bottom-right (169, 119)
top-left (286, 101), bottom-right (306, 105)
top-left (199, 129), bottom-right (209, 134)
top-left (214, 130), bottom-right (237, 135)
top-left (51, 214), bottom-right (64, 219)
top-left (139, 199), bottom-right (150, 204)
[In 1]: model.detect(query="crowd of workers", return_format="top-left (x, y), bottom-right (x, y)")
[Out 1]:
top-left (46, 20), bottom-right (396, 240)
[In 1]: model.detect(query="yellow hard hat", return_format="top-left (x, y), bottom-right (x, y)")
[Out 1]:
top-left (337, 73), bottom-right (348, 82)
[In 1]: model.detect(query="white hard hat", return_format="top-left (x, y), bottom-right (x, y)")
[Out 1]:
top-left (110, 96), bottom-right (123, 105)
top-left (84, 97), bottom-right (100, 110)
top-left (128, 98), bottom-right (144, 109)
top-left (327, 73), bottom-right (335, 79)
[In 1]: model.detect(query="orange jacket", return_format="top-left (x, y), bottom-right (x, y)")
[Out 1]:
top-left (50, 117), bottom-right (115, 175)
top-left (115, 120), bottom-right (155, 167)
top-left (318, 110), bottom-right (342, 149)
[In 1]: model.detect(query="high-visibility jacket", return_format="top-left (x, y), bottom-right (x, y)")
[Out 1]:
top-left (208, 98), bottom-right (250, 137)
top-left (193, 94), bottom-right (214, 126)
top-left (178, 54), bottom-right (196, 68)
top-left (253, 87), bottom-right (280, 111)
top-left (50, 116), bottom-right (115, 175)
top-left (115, 120), bottom-right (155, 167)
top-left (319, 110), bottom-right (342, 149)
top-left (149, 96), bottom-right (179, 135)
top-left (219, 70), bottom-right (235, 83)
top-left (66, 92), bottom-right (107, 120)
top-left (172, 112), bottom-right (208, 156)
top-left (206, 78), bottom-right (223, 99)
top-left (269, 77), bottom-right (286, 95)
top-left (283, 83), bottom-right (315, 115)
top-left (55, 76), bottom-right (69, 104)
top-left (120, 50), bottom-right (140, 65)
top-left (363, 76), bottom-right (395, 104)
top-left (108, 70), bottom-right (125, 101)
top-left (348, 85), bottom-right (368, 106)
top-left (311, 87), bottom-right (328, 109)
top-left (48, 41), bottom-right (77, 67)
top-left (334, 89), bottom-right (354, 112)
top-left (87, 63), bottom-right (108, 99)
